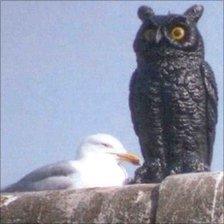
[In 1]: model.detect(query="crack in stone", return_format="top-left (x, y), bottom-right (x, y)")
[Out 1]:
top-left (211, 172), bottom-right (223, 223)
top-left (0, 195), bottom-right (18, 207)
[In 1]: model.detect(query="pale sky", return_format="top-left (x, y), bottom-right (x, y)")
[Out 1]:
top-left (1, 1), bottom-right (223, 187)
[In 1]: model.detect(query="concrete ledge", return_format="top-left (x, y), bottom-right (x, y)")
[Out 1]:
top-left (156, 171), bottom-right (223, 224)
top-left (1, 172), bottom-right (223, 224)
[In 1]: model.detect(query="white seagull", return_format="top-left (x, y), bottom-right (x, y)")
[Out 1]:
top-left (2, 134), bottom-right (140, 192)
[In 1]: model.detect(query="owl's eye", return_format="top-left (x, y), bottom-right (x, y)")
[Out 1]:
top-left (170, 26), bottom-right (185, 41)
top-left (143, 29), bottom-right (156, 41)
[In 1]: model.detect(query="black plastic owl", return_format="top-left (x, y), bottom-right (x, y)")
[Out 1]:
top-left (129, 5), bottom-right (218, 183)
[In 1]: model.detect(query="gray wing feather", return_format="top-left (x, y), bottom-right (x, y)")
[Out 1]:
top-left (2, 161), bottom-right (77, 192)
top-left (20, 161), bottom-right (76, 182)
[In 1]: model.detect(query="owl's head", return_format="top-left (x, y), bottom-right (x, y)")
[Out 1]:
top-left (134, 5), bottom-right (204, 60)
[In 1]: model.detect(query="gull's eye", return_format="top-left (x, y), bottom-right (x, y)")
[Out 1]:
top-left (102, 143), bottom-right (113, 148)
top-left (170, 26), bottom-right (185, 41)
top-left (143, 29), bottom-right (156, 41)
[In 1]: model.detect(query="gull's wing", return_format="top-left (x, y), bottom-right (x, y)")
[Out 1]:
top-left (20, 161), bottom-right (76, 182)
top-left (2, 161), bottom-right (79, 192)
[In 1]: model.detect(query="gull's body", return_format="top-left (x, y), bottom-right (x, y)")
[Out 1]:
top-left (72, 155), bottom-right (127, 188)
top-left (2, 134), bottom-right (139, 192)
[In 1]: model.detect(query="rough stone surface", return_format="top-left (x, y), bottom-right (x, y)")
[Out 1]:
top-left (1, 184), bottom-right (158, 224)
top-left (156, 171), bottom-right (223, 224)
top-left (1, 172), bottom-right (223, 224)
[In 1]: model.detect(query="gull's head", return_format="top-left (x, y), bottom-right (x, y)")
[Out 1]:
top-left (77, 133), bottom-right (140, 166)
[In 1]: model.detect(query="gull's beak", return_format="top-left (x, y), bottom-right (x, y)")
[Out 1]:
top-left (109, 152), bottom-right (140, 165)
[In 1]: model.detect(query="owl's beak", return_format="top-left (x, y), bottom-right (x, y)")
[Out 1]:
top-left (155, 28), bottom-right (162, 43)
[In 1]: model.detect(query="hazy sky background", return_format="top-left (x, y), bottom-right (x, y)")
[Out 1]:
top-left (1, 1), bottom-right (223, 187)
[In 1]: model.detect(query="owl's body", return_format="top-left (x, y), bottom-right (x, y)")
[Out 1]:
top-left (129, 5), bottom-right (218, 183)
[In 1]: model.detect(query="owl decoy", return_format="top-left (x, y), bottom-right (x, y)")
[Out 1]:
top-left (129, 5), bottom-right (218, 183)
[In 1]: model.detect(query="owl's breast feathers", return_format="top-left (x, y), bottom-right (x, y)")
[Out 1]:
top-left (130, 59), bottom-right (217, 166)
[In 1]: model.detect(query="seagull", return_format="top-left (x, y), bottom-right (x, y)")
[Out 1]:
top-left (1, 134), bottom-right (140, 192)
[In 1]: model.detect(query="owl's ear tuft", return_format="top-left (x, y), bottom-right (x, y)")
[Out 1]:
top-left (138, 6), bottom-right (154, 21)
top-left (184, 5), bottom-right (204, 23)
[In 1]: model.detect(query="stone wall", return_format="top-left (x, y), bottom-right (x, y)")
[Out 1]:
top-left (1, 171), bottom-right (223, 224)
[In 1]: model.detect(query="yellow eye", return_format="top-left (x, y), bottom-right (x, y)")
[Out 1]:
top-left (170, 26), bottom-right (185, 41)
